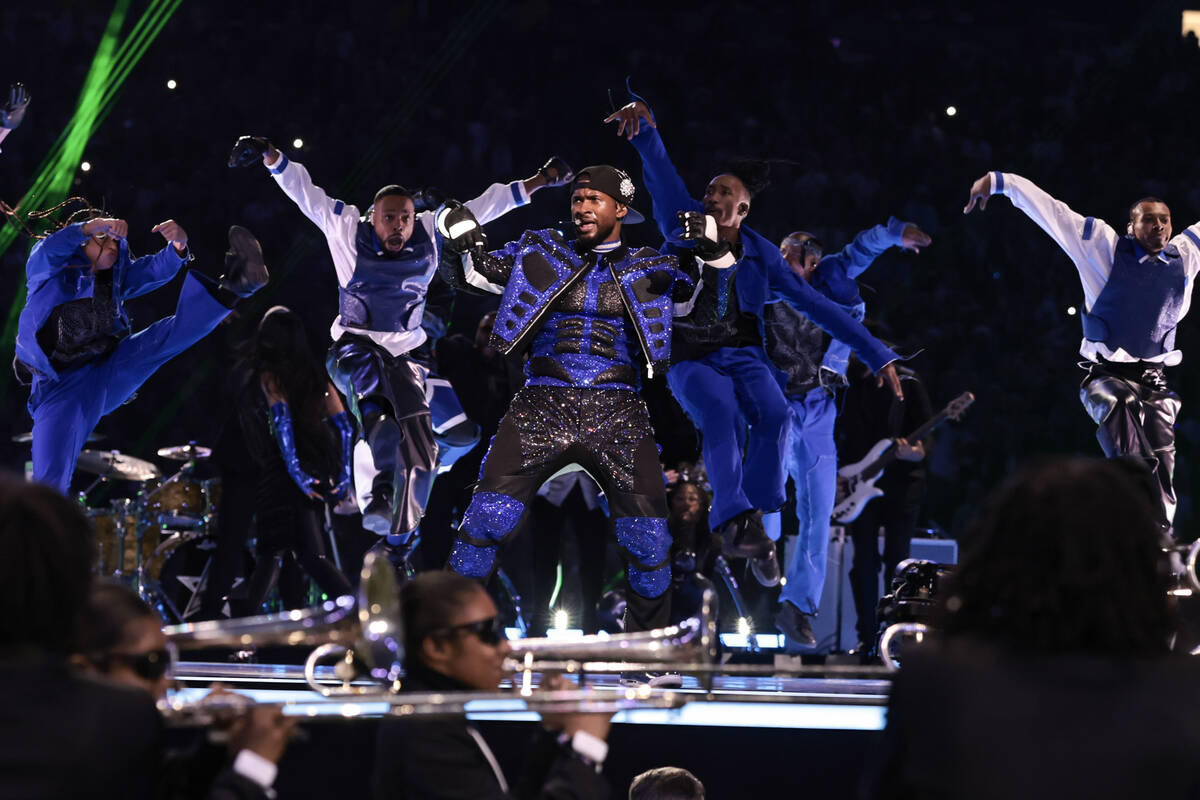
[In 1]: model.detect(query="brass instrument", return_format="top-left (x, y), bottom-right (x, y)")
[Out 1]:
top-left (164, 550), bottom-right (403, 694)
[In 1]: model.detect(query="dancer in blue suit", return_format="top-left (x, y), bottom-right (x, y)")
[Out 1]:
top-left (16, 208), bottom-right (267, 493)
top-left (764, 221), bottom-right (929, 646)
top-left (605, 97), bottom-right (903, 587)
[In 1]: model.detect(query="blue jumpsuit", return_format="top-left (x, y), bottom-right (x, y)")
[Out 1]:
top-left (762, 218), bottom-right (912, 616)
top-left (626, 125), bottom-right (898, 530)
top-left (16, 222), bottom-right (230, 493)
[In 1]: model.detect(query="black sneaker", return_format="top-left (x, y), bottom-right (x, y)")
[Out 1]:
top-left (718, 510), bottom-right (771, 558)
top-left (219, 225), bottom-right (269, 297)
top-left (749, 542), bottom-right (781, 587)
top-left (775, 601), bottom-right (817, 647)
top-left (362, 483), bottom-right (394, 536)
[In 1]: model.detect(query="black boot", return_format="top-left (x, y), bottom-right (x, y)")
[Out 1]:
top-left (362, 413), bottom-right (403, 536)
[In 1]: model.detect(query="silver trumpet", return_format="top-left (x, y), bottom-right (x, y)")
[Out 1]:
top-left (164, 550), bottom-right (403, 695)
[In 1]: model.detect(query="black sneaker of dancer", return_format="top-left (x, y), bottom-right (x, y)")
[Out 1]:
top-left (718, 509), bottom-right (771, 558)
top-left (749, 540), bottom-right (781, 587)
top-left (776, 600), bottom-right (817, 648)
top-left (220, 225), bottom-right (269, 297)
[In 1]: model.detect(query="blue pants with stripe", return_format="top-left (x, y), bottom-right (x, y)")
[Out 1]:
top-left (30, 273), bottom-right (230, 493)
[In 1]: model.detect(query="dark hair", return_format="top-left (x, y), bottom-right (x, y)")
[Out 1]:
top-left (717, 158), bottom-right (771, 198)
top-left (373, 184), bottom-right (414, 205)
top-left (0, 478), bottom-right (94, 653)
top-left (401, 572), bottom-right (487, 665)
top-left (3, 196), bottom-right (105, 239)
top-left (939, 456), bottom-right (1173, 655)
top-left (1129, 196), bottom-right (1168, 223)
top-left (79, 581), bottom-right (157, 657)
top-left (253, 306), bottom-right (338, 474)
top-left (629, 767), bottom-right (705, 800)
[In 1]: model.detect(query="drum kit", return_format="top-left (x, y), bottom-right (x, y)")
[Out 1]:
top-left (44, 437), bottom-right (231, 623)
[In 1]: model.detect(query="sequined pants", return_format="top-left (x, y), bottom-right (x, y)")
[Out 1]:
top-left (1080, 360), bottom-right (1180, 527)
top-left (447, 385), bottom-right (672, 631)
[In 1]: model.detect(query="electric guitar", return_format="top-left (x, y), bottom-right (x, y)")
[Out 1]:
top-left (832, 391), bottom-right (975, 524)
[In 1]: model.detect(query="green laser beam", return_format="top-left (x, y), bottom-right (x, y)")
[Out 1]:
top-left (0, 0), bottom-right (181, 404)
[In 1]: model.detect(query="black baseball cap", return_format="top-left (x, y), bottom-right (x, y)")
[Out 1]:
top-left (571, 165), bottom-right (645, 224)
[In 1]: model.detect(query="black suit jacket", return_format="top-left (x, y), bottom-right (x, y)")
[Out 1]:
top-left (868, 639), bottom-right (1200, 800)
top-left (0, 651), bottom-right (161, 800)
top-left (371, 666), bottom-right (610, 800)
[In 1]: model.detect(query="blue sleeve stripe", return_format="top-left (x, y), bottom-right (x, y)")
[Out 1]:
top-left (1184, 229), bottom-right (1200, 250)
top-left (1082, 217), bottom-right (1094, 241)
top-left (511, 183), bottom-right (523, 206)
top-left (269, 154), bottom-right (290, 175)
top-left (333, 200), bottom-right (344, 216)
top-left (993, 171), bottom-right (1004, 193)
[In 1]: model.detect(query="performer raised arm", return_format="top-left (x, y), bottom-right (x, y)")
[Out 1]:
top-left (230, 135), bottom-right (572, 554)
top-left (16, 204), bottom-right (267, 493)
top-left (0, 82), bottom-right (30, 153)
top-left (965, 171), bottom-right (1200, 528)
top-left (605, 96), bottom-right (902, 572)
top-left (437, 165), bottom-right (693, 639)
top-left (766, 221), bottom-right (929, 647)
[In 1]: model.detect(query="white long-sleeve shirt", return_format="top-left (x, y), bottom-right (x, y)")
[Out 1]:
top-left (266, 151), bottom-right (529, 356)
top-left (992, 170), bottom-right (1200, 365)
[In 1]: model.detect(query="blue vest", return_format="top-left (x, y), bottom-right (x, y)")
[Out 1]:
top-left (1081, 236), bottom-right (1188, 360)
top-left (492, 229), bottom-right (678, 376)
top-left (338, 220), bottom-right (436, 334)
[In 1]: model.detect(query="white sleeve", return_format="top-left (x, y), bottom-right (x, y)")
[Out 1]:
top-left (462, 180), bottom-right (530, 225)
top-left (994, 171), bottom-right (1116, 310)
top-left (1171, 221), bottom-right (1200, 283)
top-left (266, 152), bottom-right (360, 287)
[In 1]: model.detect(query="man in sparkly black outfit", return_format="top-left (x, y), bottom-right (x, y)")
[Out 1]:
top-left (435, 166), bottom-right (692, 632)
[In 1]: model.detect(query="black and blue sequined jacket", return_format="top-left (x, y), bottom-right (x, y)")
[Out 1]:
top-left (438, 228), bottom-right (692, 381)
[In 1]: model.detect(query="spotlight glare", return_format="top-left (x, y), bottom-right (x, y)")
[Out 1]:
top-left (1067, 306), bottom-right (1077, 316)
top-left (292, 138), bottom-right (304, 149)
top-left (945, 105), bottom-right (957, 117)
top-left (80, 161), bottom-right (92, 172)
top-left (166, 79), bottom-right (177, 90)
top-left (552, 609), bottom-right (568, 631)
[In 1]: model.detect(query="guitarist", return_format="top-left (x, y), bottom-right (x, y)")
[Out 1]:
top-left (838, 353), bottom-right (933, 655)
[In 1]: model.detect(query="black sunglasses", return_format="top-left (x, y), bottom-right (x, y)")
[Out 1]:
top-left (439, 616), bottom-right (506, 646)
top-left (102, 648), bottom-right (172, 681)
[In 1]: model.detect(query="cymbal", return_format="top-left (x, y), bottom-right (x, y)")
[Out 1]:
top-left (12, 431), bottom-right (104, 444)
top-left (156, 444), bottom-right (212, 461)
top-left (75, 450), bottom-right (161, 481)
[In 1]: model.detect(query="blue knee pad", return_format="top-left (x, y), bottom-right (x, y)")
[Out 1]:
top-left (615, 517), bottom-right (671, 599)
top-left (447, 491), bottom-right (525, 579)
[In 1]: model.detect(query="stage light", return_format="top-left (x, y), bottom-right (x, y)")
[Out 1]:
top-left (166, 79), bottom-right (177, 90)
top-left (1067, 306), bottom-right (1077, 316)
top-left (553, 608), bottom-right (568, 631)
top-left (945, 105), bottom-right (957, 117)
top-left (736, 616), bottom-right (752, 636)
top-left (292, 137), bottom-right (304, 149)
top-left (80, 161), bottom-right (92, 172)
top-left (779, 576), bottom-right (787, 586)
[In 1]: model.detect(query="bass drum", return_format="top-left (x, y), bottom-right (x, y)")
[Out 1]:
top-left (157, 533), bottom-right (253, 622)
top-left (88, 500), bottom-right (161, 577)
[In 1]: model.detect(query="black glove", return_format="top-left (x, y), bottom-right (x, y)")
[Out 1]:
top-left (678, 210), bottom-right (738, 267)
top-left (538, 156), bottom-right (575, 187)
top-left (435, 200), bottom-right (487, 254)
top-left (228, 135), bottom-right (272, 168)
top-left (0, 83), bottom-right (30, 130)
